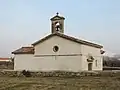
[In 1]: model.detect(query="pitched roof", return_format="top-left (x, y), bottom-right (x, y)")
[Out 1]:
top-left (0, 58), bottom-right (10, 60)
top-left (0, 58), bottom-right (11, 61)
top-left (32, 33), bottom-right (103, 48)
top-left (50, 15), bottom-right (65, 21)
top-left (12, 47), bottom-right (34, 54)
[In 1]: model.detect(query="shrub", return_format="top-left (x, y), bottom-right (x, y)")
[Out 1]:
top-left (22, 70), bottom-right (31, 77)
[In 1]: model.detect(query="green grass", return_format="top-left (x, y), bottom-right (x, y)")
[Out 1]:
top-left (0, 76), bottom-right (120, 90)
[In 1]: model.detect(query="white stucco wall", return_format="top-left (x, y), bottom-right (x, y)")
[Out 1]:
top-left (14, 35), bottom-right (83, 72)
top-left (34, 36), bottom-right (82, 55)
top-left (14, 35), bottom-right (102, 71)
top-left (14, 54), bottom-right (81, 72)
top-left (33, 56), bottom-right (81, 72)
top-left (14, 54), bottom-right (33, 71)
top-left (34, 35), bottom-right (82, 72)
top-left (81, 45), bottom-right (102, 71)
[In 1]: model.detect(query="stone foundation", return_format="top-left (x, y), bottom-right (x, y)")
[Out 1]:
top-left (0, 70), bottom-right (120, 77)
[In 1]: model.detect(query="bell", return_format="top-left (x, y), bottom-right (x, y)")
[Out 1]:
top-left (56, 25), bottom-right (60, 31)
top-left (55, 22), bottom-right (60, 31)
top-left (55, 22), bottom-right (60, 26)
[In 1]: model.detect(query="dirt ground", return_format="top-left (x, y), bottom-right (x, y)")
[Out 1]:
top-left (0, 76), bottom-right (120, 90)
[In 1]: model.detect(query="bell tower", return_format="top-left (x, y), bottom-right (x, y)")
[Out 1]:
top-left (50, 13), bottom-right (65, 33)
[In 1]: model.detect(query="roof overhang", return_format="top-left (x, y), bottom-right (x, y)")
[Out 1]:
top-left (32, 33), bottom-right (103, 48)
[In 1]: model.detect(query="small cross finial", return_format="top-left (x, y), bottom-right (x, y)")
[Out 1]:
top-left (56, 12), bottom-right (59, 16)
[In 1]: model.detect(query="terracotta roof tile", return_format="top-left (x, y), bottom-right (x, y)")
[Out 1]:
top-left (0, 58), bottom-right (10, 60)
top-left (12, 47), bottom-right (34, 54)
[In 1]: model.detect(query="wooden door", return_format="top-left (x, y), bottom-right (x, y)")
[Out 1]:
top-left (88, 63), bottom-right (92, 71)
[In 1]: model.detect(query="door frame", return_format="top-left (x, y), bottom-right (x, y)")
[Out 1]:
top-left (88, 63), bottom-right (92, 71)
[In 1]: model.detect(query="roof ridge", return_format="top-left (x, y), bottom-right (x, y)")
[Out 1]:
top-left (32, 33), bottom-right (103, 48)
top-left (0, 58), bottom-right (10, 60)
top-left (54, 33), bottom-right (103, 47)
top-left (22, 46), bottom-right (33, 48)
top-left (50, 15), bottom-right (65, 20)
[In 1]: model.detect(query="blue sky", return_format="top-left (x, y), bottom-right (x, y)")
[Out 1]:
top-left (0, 0), bottom-right (120, 57)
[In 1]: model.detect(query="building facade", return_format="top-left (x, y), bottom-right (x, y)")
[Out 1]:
top-left (12, 13), bottom-right (104, 72)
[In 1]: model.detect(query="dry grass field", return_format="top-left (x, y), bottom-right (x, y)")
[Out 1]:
top-left (0, 76), bottom-right (120, 90)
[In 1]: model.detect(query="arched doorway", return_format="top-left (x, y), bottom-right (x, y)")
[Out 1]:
top-left (88, 63), bottom-right (92, 71)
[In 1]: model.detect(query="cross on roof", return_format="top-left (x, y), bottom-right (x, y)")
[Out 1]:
top-left (56, 12), bottom-right (59, 16)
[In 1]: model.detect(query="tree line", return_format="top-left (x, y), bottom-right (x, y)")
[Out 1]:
top-left (103, 56), bottom-right (120, 67)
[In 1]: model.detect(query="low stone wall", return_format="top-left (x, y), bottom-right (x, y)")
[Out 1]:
top-left (0, 70), bottom-right (120, 77)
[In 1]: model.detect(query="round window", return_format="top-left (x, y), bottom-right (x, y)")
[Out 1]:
top-left (53, 46), bottom-right (59, 52)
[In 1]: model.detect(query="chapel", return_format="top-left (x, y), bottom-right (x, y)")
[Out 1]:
top-left (12, 13), bottom-right (105, 71)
